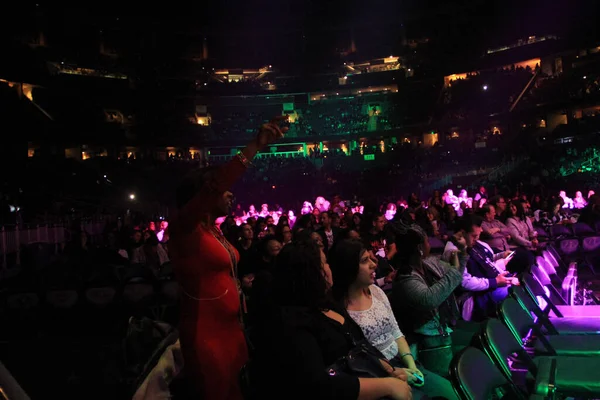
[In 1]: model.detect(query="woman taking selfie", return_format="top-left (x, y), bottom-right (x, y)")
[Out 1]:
top-left (330, 239), bottom-right (459, 400)
top-left (169, 117), bottom-right (288, 400)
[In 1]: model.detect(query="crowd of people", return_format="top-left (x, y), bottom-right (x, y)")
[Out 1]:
top-left (151, 119), bottom-right (600, 400)
top-left (4, 117), bottom-right (600, 399)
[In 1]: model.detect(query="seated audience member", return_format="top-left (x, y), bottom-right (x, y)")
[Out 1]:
top-left (505, 200), bottom-right (538, 250)
top-left (541, 201), bottom-right (571, 226)
top-left (275, 223), bottom-right (292, 246)
top-left (573, 191), bottom-right (587, 209)
top-left (487, 196), bottom-right (507, 220)
top-left (391, 222), bottom-right (468, 378)
top-left (559, 191), bottom-right (574, 209)
top-left (385, 203), bottom-right (398, 221)
top-left (131, 232), bottom-right (170, 276)
top-left (315, 196), bottom-right (330, 212)
top-left (251, 241), bottom-right (413, 400)
top-left (579, 194), bottom-right (600, 226)
top-left (254, 235), bottom-right (282, 274)
top-left (364, 213), bottom-right (397, 288)
top-left (336, 228), bottom-right (361, 243)
top-left (443, 216), bottom-right (518, 321)
top-left (316, 211), bottom-right (339, 255)
top-left (473, 186), bottom-right (488, 210)
top-left (300, 201), bottom-right (313, 215)
top-left (479, 204), bottom-right (511, 251)
top-left (331, 239), bottom-right (459, 400)
top-left (444, 190), bottom-right (459, 211)
top-left (236, 223), bottom-right (258, 289)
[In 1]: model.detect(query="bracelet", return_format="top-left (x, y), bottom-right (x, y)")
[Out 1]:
top-left (400, 352), bottom-right (414, 359)
top-left (236, 151), bottom-right (253, 168)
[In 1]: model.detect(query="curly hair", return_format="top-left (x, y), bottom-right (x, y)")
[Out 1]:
top-left (273, 240), bottom-right (330, 310)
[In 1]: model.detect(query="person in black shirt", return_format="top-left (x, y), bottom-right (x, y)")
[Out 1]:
top-left (316, 211), bottom-right (340, 256)
top-left (364, 213), bottom-right (397, 288)
top-left (251, 240), bottom-right (413, 400)
top-left (236, 223), bottom-right (258, 288)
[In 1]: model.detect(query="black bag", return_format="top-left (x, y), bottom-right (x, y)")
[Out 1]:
top-left (326, 340), bottom-right (390, 378)
top-left (326, 341), bottom-right (393, 400)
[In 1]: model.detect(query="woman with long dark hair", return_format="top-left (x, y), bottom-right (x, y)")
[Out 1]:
top-left (252, 240), bottom-right (413, 400)
top-left (169, 117), bottom-right (287, 400)
top-left (390, 223), bottom-right (468, 378)
top-left (330, 239), bottom-right (459, 400)
top-left (505, 200), bottom-right (538, 250)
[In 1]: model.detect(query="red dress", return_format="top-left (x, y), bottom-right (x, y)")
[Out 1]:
top-left (170, 159), bottom-right (248, 400)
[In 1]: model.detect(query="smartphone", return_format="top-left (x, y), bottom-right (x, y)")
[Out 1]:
top-left (412, 372), bottom-right (424, 385)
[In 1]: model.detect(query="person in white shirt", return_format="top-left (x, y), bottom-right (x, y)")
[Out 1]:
top-left (574, 191), bottom-right (587, 209)
top-left (559, 191), bottom-right (574, 209)
top-left (156, 220), bottom-right (169, 243)
top-left (330, 239), bottom-right (459, 400)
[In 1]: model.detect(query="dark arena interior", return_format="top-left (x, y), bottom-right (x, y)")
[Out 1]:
top-left (1, 1), bottom-right (600, 399)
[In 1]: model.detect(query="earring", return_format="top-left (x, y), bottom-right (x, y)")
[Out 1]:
top-left (419, 249), bottom-right (424, 256)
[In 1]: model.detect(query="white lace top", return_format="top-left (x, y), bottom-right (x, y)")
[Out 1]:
top-left (348, 285), bottom-right (404, 360)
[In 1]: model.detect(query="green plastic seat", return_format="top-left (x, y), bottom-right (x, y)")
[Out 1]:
top-left (499, 297), bottom-right (600, 357)
top-left (479, 319), bottom-right (600, 398)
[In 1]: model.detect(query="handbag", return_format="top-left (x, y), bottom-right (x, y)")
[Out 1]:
top-left (326, 340), bottom-right (390, 379)
top-left (326, 341), bottom-right (393, 400)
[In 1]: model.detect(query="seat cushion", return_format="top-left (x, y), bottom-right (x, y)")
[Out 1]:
top-left (532, 356), bottom-right (600, 397)
top-left (551, 317), bottom-right (600, 335)
top-left (533, 334), bottom-right (600, 356)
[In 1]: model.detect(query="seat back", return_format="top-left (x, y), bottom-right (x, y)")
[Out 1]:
top-left (509, 286), bottom-right (542, 318)
top-left (550, 224), bottom-right (571, 238)
top-left (531, 264), bottom-right (552, 287)
top-left (498, 298), bottom-right (536, 342)
top-left (479, 319), bottom-right (526, 380)
top-left (450, 347), bottom-right (523, 400)
top-left (534, 226), bottom-right (549, 239)
top-left (572, 222), bottom-right (595, 237)
top-left (6, 292), bottom-right (39, 311)
top-left (582, 236), bottom-right (600, 253)
top-left (535, 256), bottom-right (556, 276)
top-left (542, 249), bottom-right (560, 269)
top-left (86, 286), bottom-right (117, 307)
top-left (522, 272), bottom-right (546, 297)
top-left (558, 238), bottom-right (579, 256)
top-left (45, 290), bottom-right (79, 309)
top-left (123, 283), bottom-right (155, 304)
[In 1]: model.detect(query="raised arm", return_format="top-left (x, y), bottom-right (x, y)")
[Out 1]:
top-left (174, 117), bottom-right (288, 232)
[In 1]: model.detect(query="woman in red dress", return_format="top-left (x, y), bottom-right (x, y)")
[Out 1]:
top-left (170, 117), bottom-right (288, 400)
